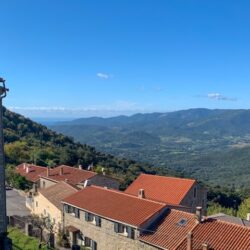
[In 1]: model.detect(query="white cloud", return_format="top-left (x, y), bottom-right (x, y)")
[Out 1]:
top-left (97, 72), bottom-right (111, 79)
top-left (207, 93), bottom-right (237, 101)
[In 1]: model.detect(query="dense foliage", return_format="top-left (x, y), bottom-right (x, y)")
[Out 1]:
top-left (51, 109), bottom-right (250, 191)
top-left (3, 108), bottom-right (175, 188)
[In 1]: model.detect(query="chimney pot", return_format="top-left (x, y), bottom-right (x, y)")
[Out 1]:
top-left (26, 166), bottom-right (30, 173)
top-left (138, 189), bottom-right (145, 199)
top-left (60, 167), bottom-right (63, 175)
top-left (84, 179), bottom-right (91, 188)
top-left (79, 165), bottom-right (82, 170)
top-left (202, 243), bottom-right (209, 250)
top-left (247, 213), bottom-right (250, 221)
top-left (187, 232), bottom-right (193, 250)
top-left (65, 179), bottom-right (68, 183)
top-left (196, 206), bottom-right (202, 223)
top-left (23, 163), bottom-right (26, 170)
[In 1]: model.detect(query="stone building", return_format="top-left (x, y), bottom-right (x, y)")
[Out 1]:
top-left (62, 185), bottom-right (169, 250)
top-left (125, 173), bottom-right (207, 214)
top-left (39, 165), bottom-right (120, 190)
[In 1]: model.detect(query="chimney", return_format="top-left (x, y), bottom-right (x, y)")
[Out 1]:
top-left (47, 167), bottom-right (50, 177)
top-left (84, 179), bottom-right (91, 188)
top-left (187, 232), bottom-right (193, 250)
top-left (78, 165), bottom-right (82, 170)
top-left (23, 163), bottom-right (26, 170)
top-left (26, 166), bottom-right (30, 173)
top-left (60, 167), bottom-right (63, 175)
top-left (65, 179), bottom-right (69, 183)
top-left (247, 213), bottom-right (250, 221)
top-left (196, 206), bottom-right (202, 223)
top-left (202, 243), bottom-right (209, 250)
top-left (138, 189), bottom-right (145, 199)
top-left (102, 167), bottom-right (106, 176)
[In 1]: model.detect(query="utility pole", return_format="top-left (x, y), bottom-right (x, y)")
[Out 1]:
top-left (0, 77), bottom-right (11, 250)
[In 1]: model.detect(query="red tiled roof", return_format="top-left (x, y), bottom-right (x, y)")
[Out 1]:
top-left (178, 218), bottom-right (250, 250)
top-left (16, 163), bottom-right (47, 182)
top-left (40, 165), bottom-right (97, 185)
top-left (125, 174), bottom-right (196, 205)
top-left (140, 209), bottom-right (197, 250)
top-left (62, 185), bottom-right (166, 227)
top-left (39, 181), bottom-right (78, 210)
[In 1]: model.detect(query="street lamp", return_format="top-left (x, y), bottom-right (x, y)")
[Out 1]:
top-left (0, 77), bottom-right (11, 250)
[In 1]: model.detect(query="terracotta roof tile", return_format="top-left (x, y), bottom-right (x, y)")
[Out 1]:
top-left (125, 174), bottom-right (196, 205)
top-left (62, 185), bottom-right (166, 227)
top-left (140, 209), bottom-right (197, 250)
top-left (177, 218), bottom-right (250, 250)
top-left (16, 163), bottom-right (47, 182)
top-left (40, 165), bottom-right (97, 185)
top-left (39, 181), bottom-right (78, 210)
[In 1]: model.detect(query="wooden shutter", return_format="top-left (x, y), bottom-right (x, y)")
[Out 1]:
top-left (114, 222), bottom-right (119, 233)
top-left (85, 212), bottom-right (89, 221)
top-left (127, 226), bottom-right (135, 239)
top-left (91, 240), bottom-right (97, 250)
top-left (95, 216), bottom-right (101, 227)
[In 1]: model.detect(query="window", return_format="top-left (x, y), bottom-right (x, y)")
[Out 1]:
top-left (84, 237), bottom-right (97, 250)
top-left (36, 201), bottom-right (38, 207)
top-left (85, 213), bottom-right (101, 227)
top-left (114, 223), bottom-right (134, 239)
top-left (44, 209), bottom-right (46, 215)
top-left (42, 181), bottom-right (45, 188)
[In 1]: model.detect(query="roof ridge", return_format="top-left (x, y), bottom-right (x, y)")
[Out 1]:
top-left (89, 185), bottom-right (166, 206)
top-left (140, 173), bottom-right (196, 182)
top-left (56, 165), bottom-right (96, 174)
top-left (204, 217), bottom-right (250, 230)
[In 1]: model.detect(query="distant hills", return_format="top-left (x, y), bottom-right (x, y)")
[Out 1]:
top-left (3, 108), bottom-right (174, 188)
top-left (50, 108), bottom-right (250, 190)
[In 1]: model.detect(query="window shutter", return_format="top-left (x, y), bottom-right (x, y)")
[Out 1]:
top-left (91, 240), bottom-right (97, 250)
top-left (95, 216), bottom-right (101, 227)
top-left (64, 204), bottom-right (69, 213)
top-left (114, 222), bottom-right (119, 233)
top-left (75, 208), bottom-right (80, 218)
top-left (85, 212), bottom-right (89, 221)
top-left (127, 227), bottom-right (135, 239)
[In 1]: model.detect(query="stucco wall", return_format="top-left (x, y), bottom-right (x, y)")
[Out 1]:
top-left (32, 192), bottom-right (62, 232)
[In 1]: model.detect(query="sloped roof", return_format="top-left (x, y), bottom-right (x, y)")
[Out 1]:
top-left (40, 165), bottom-right (97, 185)
top-left (208, 213), bottom-right (250, 227)
top-left (177, 218), bottom-right (250, 250)
top-left (139, 209), bottom-right (197, 250)
top-left (62, 185), bottom-right (166, 227)
top-left (39, 181), bottom-right (78, 210)
top-left (125, 174), bottom-right (196, 205)
top-left (16, 163), bottom-right (47, 182)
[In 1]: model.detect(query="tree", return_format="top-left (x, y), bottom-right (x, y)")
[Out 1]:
top-left (238, 198), bottom-right (250, 219)
top-left (30, 215), bottom-right (55, 248)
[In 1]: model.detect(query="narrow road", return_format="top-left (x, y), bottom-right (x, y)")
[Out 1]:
top-left (6, 189), bottom-right (30, 216)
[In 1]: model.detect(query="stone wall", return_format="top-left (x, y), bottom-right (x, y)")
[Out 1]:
top-left (64, 209), bottom-right (160, 250)
top-left (181, 183), bottom-right (207, 215)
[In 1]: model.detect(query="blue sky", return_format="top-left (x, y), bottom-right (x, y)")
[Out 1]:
top-left (1, 0), bottom-right (250, 118)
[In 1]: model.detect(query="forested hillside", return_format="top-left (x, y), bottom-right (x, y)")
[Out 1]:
top-left (3, 108), bottom-right (175, 188)
top-left (51, 108), bottom-right (250, 191)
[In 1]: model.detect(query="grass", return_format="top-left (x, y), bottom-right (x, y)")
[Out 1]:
top-left (8, 227), bottom-right (51, 250)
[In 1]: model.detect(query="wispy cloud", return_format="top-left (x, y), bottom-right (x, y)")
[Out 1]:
top-left (97, 72), bottom-right (112, 79)
top-left (207, 93), bottom-right (237, 101)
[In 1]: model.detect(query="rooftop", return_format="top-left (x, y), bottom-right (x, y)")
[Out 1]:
top-left (62, 185), bottom-right (166, 227)
top-left (139, 209), bottom-right (197, 250)
top-left (40, 165), bottom-right (97, 185)
top-left (39, 181), bottom-right (78, 210)
top-left (208, 213), bottom-right (250, 227)
top-left (125, 173), bottom-right (196, 205)
top-left (16, 163), bottom-right (46, 182)
top-left (178, 218), bottom-right (250, 250)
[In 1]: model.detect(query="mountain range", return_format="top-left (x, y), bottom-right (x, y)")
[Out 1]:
top-left (50, 108), bottom-right (250, 191)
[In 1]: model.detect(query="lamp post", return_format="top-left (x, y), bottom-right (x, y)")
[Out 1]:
top-left (0, 77), bottom-right (10, 249)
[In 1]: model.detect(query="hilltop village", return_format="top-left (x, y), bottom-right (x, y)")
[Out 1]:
top-left (10, 162), bottom-right (250, 250)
